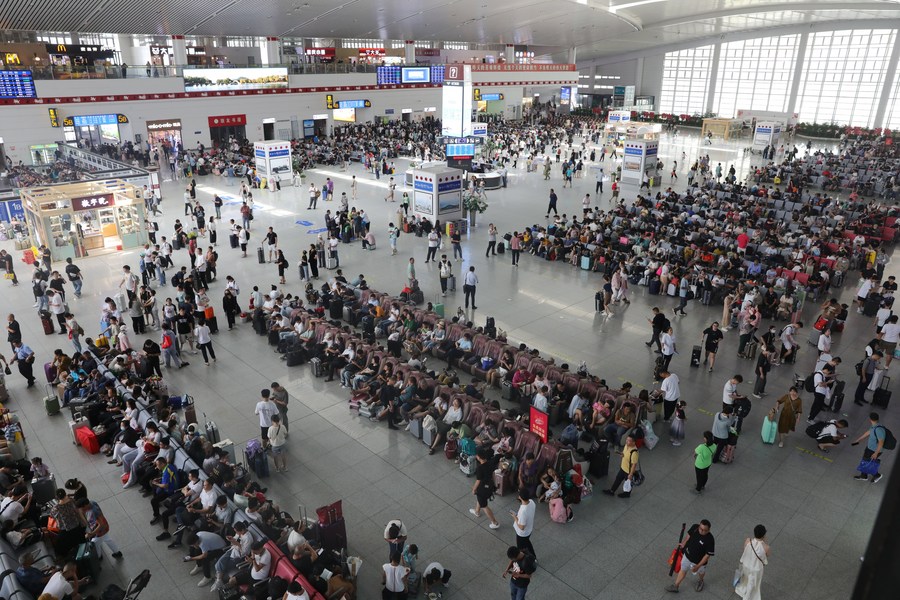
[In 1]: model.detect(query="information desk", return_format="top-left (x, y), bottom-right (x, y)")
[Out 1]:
top-left (18, 180), bottom-right (148, 262)
top-left (465, 162), bottom-right (504, 190)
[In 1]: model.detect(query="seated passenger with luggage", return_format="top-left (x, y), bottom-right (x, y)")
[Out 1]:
top-left (604, 402), bottom-right (637, 447)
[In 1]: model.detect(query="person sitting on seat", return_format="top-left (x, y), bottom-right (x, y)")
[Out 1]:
top-left (224, 540), bottom-right (271, 592)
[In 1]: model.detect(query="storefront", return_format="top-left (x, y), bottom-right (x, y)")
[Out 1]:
top-left (208, 114), bottom-right (247, 148)
top-left (65, 113), bottom-right (128, 147)
top-left (146, 118), bottom-right (183, 152)
top-left (45, 44), bottom-right (115, 69)
top-left (19, 180), bottom-right (148, 261)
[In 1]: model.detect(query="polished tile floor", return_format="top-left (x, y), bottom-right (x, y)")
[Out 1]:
top-left (1, 129), bottom-right (891, 599)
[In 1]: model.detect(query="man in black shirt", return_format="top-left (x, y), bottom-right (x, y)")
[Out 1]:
top-left (700, 322), bottom-right (725, 372)
top-left (264, 227), bottom-right (278, 263)
top-left (0, 250), bottom-right (18, 286)
top-left (48, 272), bottom-right (66, 302)
top-left (646, 308), bottom-right (669, 353)
top-left (504, 546), bottom-right (536, 599)
top-left (64, 258), bottom-right (83, 298)
top-left (666, 520), bottom-right (715, 593)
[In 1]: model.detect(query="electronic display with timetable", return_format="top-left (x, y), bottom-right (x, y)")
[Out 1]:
top-left (72, 114), bottom-right (119, 127)
top-left (445, 143), bottom-right (475, 157)
top-left (336, 99), bottom-right (371, 109)
top-left (377, 66), bottom-right (401, 86)
top-left (401, 66), bottom-right (430, 84)
top-left (0, 70), bottom-right (37, 99)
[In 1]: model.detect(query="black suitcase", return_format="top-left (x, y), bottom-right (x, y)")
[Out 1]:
top-left (497, 242), bottom-right (505, 254)
top-left (40, 310), bottom-right (54, 335)
top-left (690, 345), bottom-right (702, 368)
top-left (873, 376), bottom-right (891, 408)
top-left (330, 299), bottom-right (343, 320)
top-left (257, 247), bottom-right (265, 264)
top-left (286, 351), bottom-right (305, 367)
top-left (318, 518), bottom-right (348, 553)
top-left (268, 330), bottom-right (280, 346)
top-left (864, 294), bottom-right (882, 317)
top-left (410, 289), bottom-right (424, 305)
top-left (230, 234), bottom-right (238, 249)
top-left (649, 279), bottom-right (661, 295)
top-left (75, 541), bottom-right (102, 579)
top-left (206, 316), bottom-right (218, 334)
top-left (587, 439), bottom-right (609, 478)
top-left (310, 357), bottom-right (322, 378)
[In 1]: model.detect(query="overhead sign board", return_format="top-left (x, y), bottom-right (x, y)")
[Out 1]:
top-left (71, 193), bottom-right (114, 211)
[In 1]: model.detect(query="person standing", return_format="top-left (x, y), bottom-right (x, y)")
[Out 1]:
top-left (503, 546), bottom-right (536, 600)
top-left (602, 435), bottom-right (639, 498)
top-left (425, 229), bottom-right (439, 263)
top-left (469, 448), bottom-right (501, 529)
top-left (406, 257), bottom-right (417, 290)
top-left (270, 382), bottom-right (289, 435)
top-left (0, 250), bottom-right (19, 286)
top-left (659, 370), bottom-right (681, 422)
top-left (711, 408), bottom-right (736, 463)
top-left (388, 222), bottom-right (399, 256)
top-left (47, 290), bottom-right (67, 334)
top-left (450, 227), bottom-right (463, 261)
top-left (9, 340), bottom-right (36, 388)
top-left (734, 524), bottom-right (770, 600)
top-left (807, 364), bottom-right (834, 424)
top-left (665, 520), bottom-right (715, 593)
top-left (595, 168), bottom-right (604, 194)
top-left (646, 307), bottom-right (668, 353)
top-left (350, 175), bottom-right (358, 201)
top-left (509, 232), bottom-right (521, 267)
top-left (854, 351), bottom-right (882, 406)
top-left (546, 189), bottom-right (558, 217)
top-left (674, 275), bottom-right (690, 316)
top-left (381, 552), bottom-right (409, 600)
top-left (64, 258), bottom-right (83, 298)
top-left (307, 183), bottom-right (319, 210)
top-left (851, 412), bottom-right (888, 483)
top-left (693, 432), bottom-right (715, 494)
top-left (193, 319), bottom-right (216, 366)
top-left (660, 326), bottom-right (676, 372)
top-left (265, 227), bottom-right (278, 263)
top-left (438, 255), bottom-right (452, 297)
top-left (268, 414), bottom-right (287, 473)
top-left (463, 266), bottom-right (478, 310)
top-left (752, 344), bottom-right (773, 399)
top-left (700, 322), bottom-right (724, 372)
top-left (222, 288), bottom-right (239, 331)
top-left (76, 497), bottom-right (123, 559)
top-left (511, 488), bottom-right (537, 558)
top-left (255, 390), bottom-right (278, 447)
top-left (486, 223), bottom-right (498, 257)
top-left (65, 313), bottom-right (83, 354)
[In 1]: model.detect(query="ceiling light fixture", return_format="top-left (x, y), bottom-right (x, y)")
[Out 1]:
top-left (609, 0), bottom-right (670, 13)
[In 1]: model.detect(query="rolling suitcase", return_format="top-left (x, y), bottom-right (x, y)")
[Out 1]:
top-left (447, 275), bottom-right (456, 291)
top-left (44, 363), bottom-right (57, 383)
top-left (829, 380), bottom-right (845, 412)
top-left (864, 294), bottom-right (881, 317)
top-left (581, 255), bottom-right (592, 270)
top-left (76, 427), bottom-right (100, 454)
top-left (183, 396), bottom-right (198, 425)
top-left (40, 310), bottom-right (54, 335)
top-left (326, 255), bottom-right (338, 270)
top-left (268, 329), bottom-right (280, 346)
top-left (75, 541), bottom-right (102, 579)
top-left (873, 376), bottom-right (892, 408)
top-left (330, 299), bottom-right (344, 320)
top-left (318, 518), bottom-right (348, 553)
top-left (744, 340), bottom-right (758, 360)
top-left (206, 316), bottom-right (218, 334)
top-left (286, 351), bottom-right (305, 367)
top-left (257, 247), bottom-right (265, 264)
top-left (44, 390), bottom-right (61, 416)
top-left (649, 279), bottom-right (661, 295)
top-left (310, 357), bottom-right (323, 378)
top-left (409, 417), bottom-right (423, 440)
top-left (690, 345), bottom-right (702, 368)
top-left (230, 234), bottom-right (238, 248)
top-left (410, 289), bottom-right (424, 305)
top-left (31, 474), bottom-right (58, 505)
top-left (720, 444), bottom-right (736, 464)
top-left (204, 416), bottom-right (221, 444)
top-left (587, 438), bottom-right (610, 478)
top-left (423, 425), bottom-right (436, 447)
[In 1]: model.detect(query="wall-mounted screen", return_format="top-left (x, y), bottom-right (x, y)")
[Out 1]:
top-left (401, 67), bottom-right (431, 84)
top-left (184, 67), bottom-right (288, 92)
top-left (0, 70), bottom-right (37, 98)
top-left (333, 108), bottom-right (356, 122)
top-left (446, 143), bottom-right (475, 157)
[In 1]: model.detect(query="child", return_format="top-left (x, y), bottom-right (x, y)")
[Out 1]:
top-left (670, 400), bottom-right (686, 446)
top-left (30, 457), bottom-right (51, 479)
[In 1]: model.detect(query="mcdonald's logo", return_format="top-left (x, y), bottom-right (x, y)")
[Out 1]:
top-left (4, 53), bottom-right (21, 65)
top-left (56, 44), bottom-right (67, 52)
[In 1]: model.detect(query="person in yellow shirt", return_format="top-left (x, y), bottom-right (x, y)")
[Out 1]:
top-left (603, 435), bottom-right (639, 498)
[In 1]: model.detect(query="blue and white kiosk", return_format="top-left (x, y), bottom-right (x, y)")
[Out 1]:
top-left (411, 166), bottom-right (464, 225)
top-left (619, 139), bottom-right (659, 192)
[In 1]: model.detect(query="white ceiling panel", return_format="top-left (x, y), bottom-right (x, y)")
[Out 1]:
top-left (1, 0), bottom-right (899, 62)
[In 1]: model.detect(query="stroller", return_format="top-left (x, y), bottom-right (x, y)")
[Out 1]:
top-left (101, 569), bottom-right (151, 600)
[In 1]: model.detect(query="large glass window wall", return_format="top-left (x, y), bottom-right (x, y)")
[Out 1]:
top-left (712, 35), bottom-right (799, 118)
top-left (659, 46), bottom-right (713, 115)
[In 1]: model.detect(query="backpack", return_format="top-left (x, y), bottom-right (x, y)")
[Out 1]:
top-left (877, 425), bottom-right (897, 450)
top-left (161, 333), bottom-right (173, 349)
top-left (855, 360), bottom-right (865, 376)
top-left (804, 372), bottom-right (822, 393)
top-left (805, 421), bottom-right (828, 439)
top-left (559, 424), bottom-right (579, 447)
top-left (549, 497), bottom-right (571, 523)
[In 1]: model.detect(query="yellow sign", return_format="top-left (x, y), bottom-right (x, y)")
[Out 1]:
top-left (117, 114), bottom-right (129, 124)
top-left (62, 117), bottom-right (74, 127)
top-left (56, 44), bottom-right (67, 53)
top-left (325, 94), bottom-right (334, 109)
top-left (3, 52), bottom-right (21, 65)
top-left (48, 108), bottom-right (60, 128)
top-left (473, 88), bottom-right (481, 101)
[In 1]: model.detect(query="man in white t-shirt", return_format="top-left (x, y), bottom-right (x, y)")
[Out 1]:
top-left (659, 370), bottom-right (681, 422)
top-left (255, 390), bottom-right (279, 444)
top-left (856, 276), bottom-right (877, 313)
top-left (511, 488), bottom-right (537, 558)
top-left (226, 540), bottom-right (271, 589)
top-left (423, 561), bottom-right (453, 593)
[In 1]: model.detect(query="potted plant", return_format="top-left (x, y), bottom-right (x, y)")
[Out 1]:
top-left (463, 194), bottom-right (488, 227)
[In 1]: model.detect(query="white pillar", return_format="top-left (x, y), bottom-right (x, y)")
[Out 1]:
top-left (505, 44), bottom-right (515, 64)
top-left (874, 35), bottom-right (900, 128)
top-left (705, 43), bottom-right (721, 115)
top-left (261, 37), bottom-right (281, 65)
top-left (171, 36), bottom-right (187, 66)
top-left (405, 41), bottom-right (416, 64)
top-left (786, 33), bottom-right (809, 119)
top-left (567, 47), bottom-right (577, 65)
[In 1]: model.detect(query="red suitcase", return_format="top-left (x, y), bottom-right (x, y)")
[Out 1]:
top-left (75, 427), bottom-right (100, 454)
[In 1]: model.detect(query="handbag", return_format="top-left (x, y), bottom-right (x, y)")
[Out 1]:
top-left (857, 458), bottom-right (881, 475)
top-left (3, 365), bottom-right (10, 375)
top-left (732, 565), bottom-right (743, 588)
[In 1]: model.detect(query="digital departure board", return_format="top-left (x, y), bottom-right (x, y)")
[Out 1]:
top-left (0, 70), bottom-right (37, 98)
top-left (377, 66), bottom-right (401, 85)
top-left (446, 143), bottom-right (475, 157)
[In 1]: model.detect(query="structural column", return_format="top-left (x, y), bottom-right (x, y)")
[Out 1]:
top-left (171, 35), bottom-right (187, 66)
top-left (405, 41), bottom-right (415, 64)
top-left (873, 33), bottom-right (900, 128)
top-left (261, 37), bottom-right (281, 65)
top-left (785, 33), bottom-right (809, 119)
top-left (567, 47), bottom-right (577, 65)
top-left (505, 44), bottom-right (515, 63)
top-left (704, 43), bottom-right (721, 115)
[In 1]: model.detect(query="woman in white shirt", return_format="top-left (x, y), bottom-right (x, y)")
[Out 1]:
top-left (193, 321), bottom-right (216, 366)
top-left (878, 314), bottom-right (900, 367)
top-left (661, 326), bottom-right (676, 371)
top-left (268, 414), bottom-right (287, 472)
